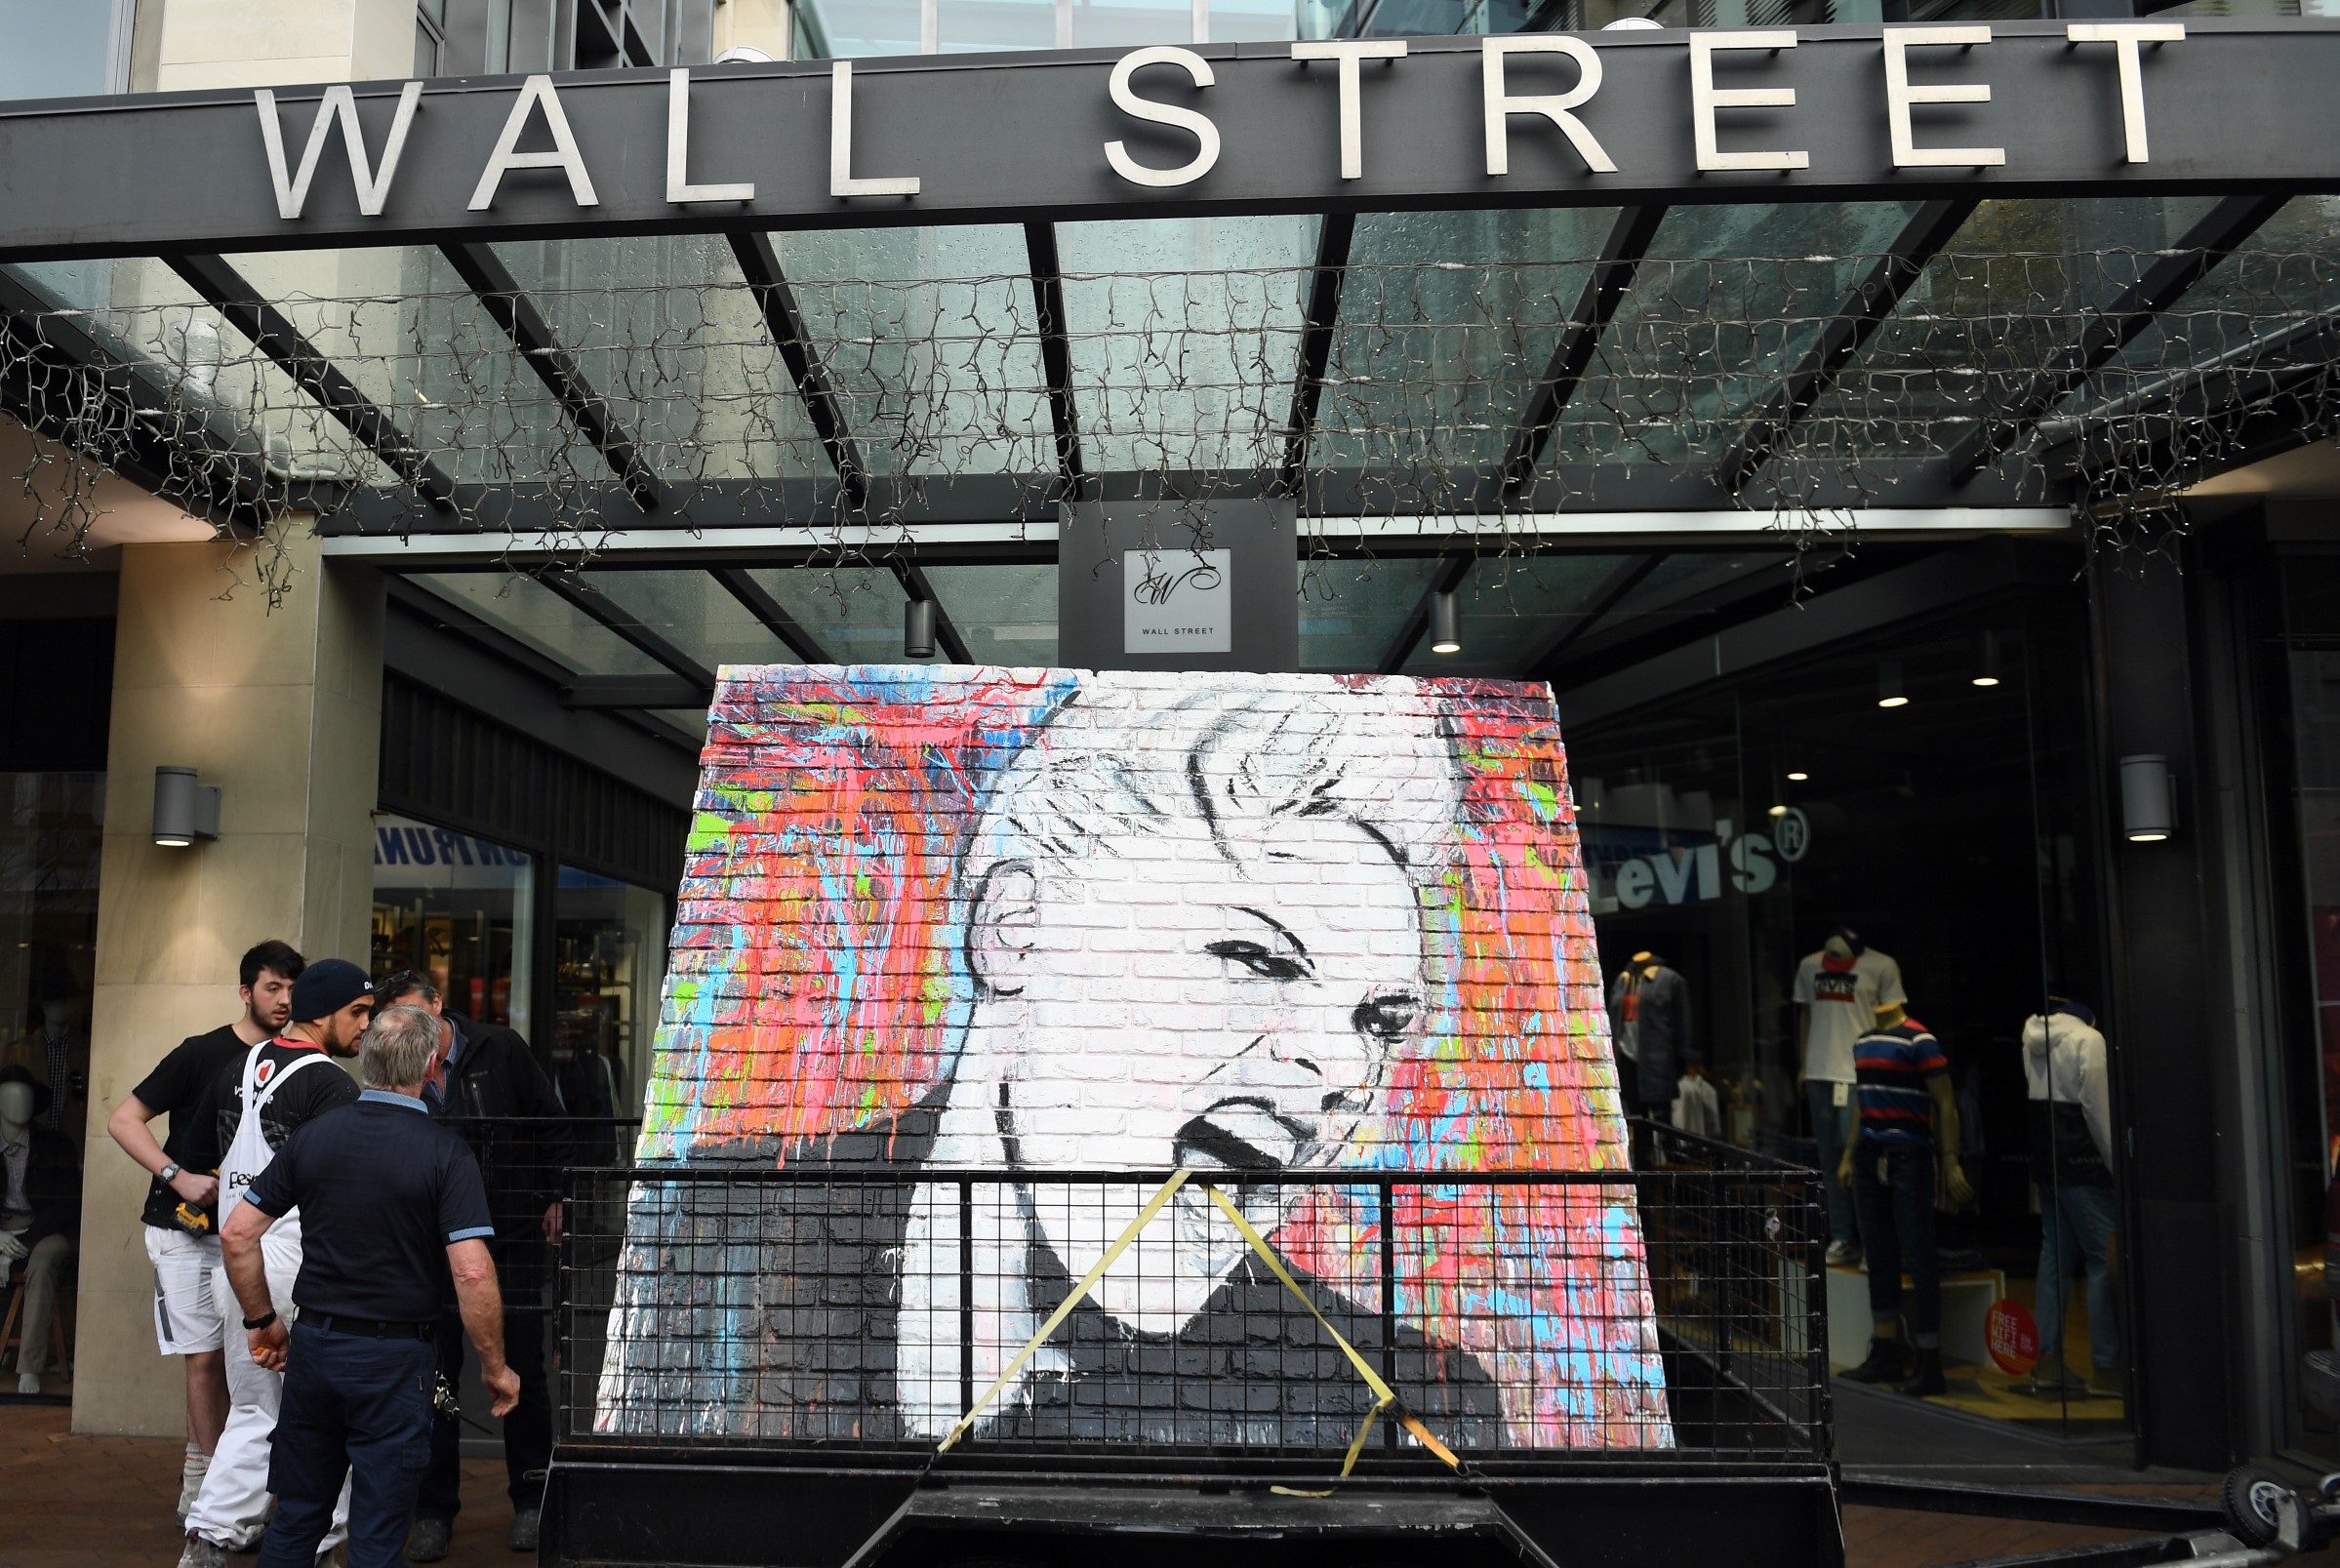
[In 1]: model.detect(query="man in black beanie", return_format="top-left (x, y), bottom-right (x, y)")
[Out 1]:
top-left (179, 959), bottom-right (373, 1568)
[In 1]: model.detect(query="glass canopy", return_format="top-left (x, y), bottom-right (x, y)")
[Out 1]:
top-left (3, 184), bottom-right (2332, 739)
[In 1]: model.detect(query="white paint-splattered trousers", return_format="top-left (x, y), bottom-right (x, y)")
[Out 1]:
top-left (182, 1238), bottom-right (349, 1551)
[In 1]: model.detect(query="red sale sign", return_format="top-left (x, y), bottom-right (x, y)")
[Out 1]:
top-left (1987, 1298), bottom-right (2040, 1376)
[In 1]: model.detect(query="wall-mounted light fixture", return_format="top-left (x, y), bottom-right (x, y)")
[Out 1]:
top-left (2119, 754), bottom-right (2177, 843)
top-left (1877, 662), bottom-right (1909, 708)
top-left (1429, 590), bottom-right (1461, 655)
top-left (1972, 630), bottom-right (2002, 688)
top-left (152, 766), bottom-right (221, 848)
top-left (904, 598), bottom-right (937, 660)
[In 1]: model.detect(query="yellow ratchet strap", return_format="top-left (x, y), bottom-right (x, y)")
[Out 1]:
top-left (934, 1168), bottom-right (1461, 1479)
top-left (1196, 1184), bottom-right (1462, 1476)
top-left (937, 1169), bottom-right (1192, 1452)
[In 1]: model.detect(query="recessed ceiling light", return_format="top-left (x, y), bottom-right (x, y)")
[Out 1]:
top-left (1767, 803), bottom-right (1789, 818)
top-left (1786, 771), bottom-right (1809, 782)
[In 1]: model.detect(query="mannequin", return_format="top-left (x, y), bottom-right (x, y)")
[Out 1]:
top-left (1793, 927), bottom-right (1906, 1266)
top-left (1609, 950), bottom-right (1699, 1166)
top-left (1836, 1001), bottom-right (1972, 1397)
top-left (2020, 999), bottom-right (2119, 1397)
top-left (0, 1065), bottom-right (80, 1393)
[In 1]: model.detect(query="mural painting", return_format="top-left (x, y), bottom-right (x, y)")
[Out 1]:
top-left (596, 666), bottom-right (1672, 1453)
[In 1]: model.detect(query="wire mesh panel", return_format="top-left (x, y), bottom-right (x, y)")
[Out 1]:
top-left (560, 1154), bottom-right (1825, 1470)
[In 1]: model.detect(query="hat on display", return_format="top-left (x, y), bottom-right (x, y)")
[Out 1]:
top-left (290, 958), bottom-right (375, 1023)
top-left (1828, 925), bottom-right (1867, 956)
top-left (0, 1064), bottom-right (53, 1119)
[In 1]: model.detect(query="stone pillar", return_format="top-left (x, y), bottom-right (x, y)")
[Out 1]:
top-left (72, 528), bottom-right (381, 1437)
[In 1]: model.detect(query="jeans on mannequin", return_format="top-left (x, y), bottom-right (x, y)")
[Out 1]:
top-left (1805, 1080), bottom-right (1856, 1248)
top-left (1853, 1146), bottom-right (1941, 1346)
top-left (2037, 1181), bottom-right (2119, 1371)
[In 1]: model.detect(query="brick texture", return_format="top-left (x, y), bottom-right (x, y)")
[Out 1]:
top-left (595, 667), bottom-right (1666, 1452)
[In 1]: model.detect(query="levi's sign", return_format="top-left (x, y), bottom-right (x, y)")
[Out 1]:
top-left (0, 21), bottom-right (2331, 258)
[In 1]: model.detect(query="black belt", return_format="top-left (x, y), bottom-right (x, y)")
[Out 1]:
top-left (305, 1312), bottom-right (434, 1341)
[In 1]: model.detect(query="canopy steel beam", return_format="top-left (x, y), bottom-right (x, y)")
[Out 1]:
top-left (711, 564), bottom-right (834, 663)
top-left (1026, 221), bottom-right (1085, 498)
top-left (1521, 553), bottom-right (1665, 673)
top-left (439, 242), bottom-right (666, 513)
top-left (726, 232), bottom-right (867, 511)
top-left (1499, 205), bottom-right (1667, 493)
top-left (1947, 192), bottom-right (2291, 481)
top-left (315, 454), bottom-right (2049, 537)
top-left (1377, 551), bottom-right (1475, 675)
top-left (1716, 198), bottom-right (1977, 496)
top-left (164, 252), bottom-right (458, 508)
top-left (1274, 211), bottom-right (1356, 497)
top-left (537, 568), bottom-right (716, 689)
top-left (0, 268), bottom-right (278, 532)
top-left (890, 555), bottom-right (973, 664)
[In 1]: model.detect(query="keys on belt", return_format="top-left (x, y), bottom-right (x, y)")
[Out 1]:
top-left (306, 1312), bottom-right (434, 1341)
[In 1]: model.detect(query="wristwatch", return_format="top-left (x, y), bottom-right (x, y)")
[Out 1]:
top-left (158, 1162), bottom-right (182, 1184)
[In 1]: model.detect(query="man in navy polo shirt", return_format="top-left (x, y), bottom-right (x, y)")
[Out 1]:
top-left (221, 1005), bottom-right (521, 1568)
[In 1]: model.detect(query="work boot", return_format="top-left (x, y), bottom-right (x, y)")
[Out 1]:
top-left (1896, 1347), bottom-right (1947, 1397)
top-left (407, 1517), bottom-right (453, 1564)
top-left (1841, 1337), bottom-right (1909, 1384)
top-left (177, 1533), bottom-right (227, 1568)
top-left (510, 1508), bottom-right (542, 1552)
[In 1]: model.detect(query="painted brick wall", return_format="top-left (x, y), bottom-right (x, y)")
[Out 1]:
top-left (597, 665), bottom-right (1671, 1453)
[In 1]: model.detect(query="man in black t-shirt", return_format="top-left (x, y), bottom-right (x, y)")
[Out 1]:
top-left (179, 959), bottom-right (371, 1568)
top-left (104, 939), bottom-right (303, 1526)
top-left (224, 1003), bottom-right (518, 1568)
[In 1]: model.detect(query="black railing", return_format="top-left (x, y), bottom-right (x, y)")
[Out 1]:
top-left (557, 1132), bottom-right (1827, 1474)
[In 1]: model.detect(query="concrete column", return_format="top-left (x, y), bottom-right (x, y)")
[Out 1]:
top-left (72, 529), bottom-right (382, 1437)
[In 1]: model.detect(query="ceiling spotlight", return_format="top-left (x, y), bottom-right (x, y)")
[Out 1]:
top-left (1877, 662), bottom-right (1909, 708)
top-left (1786, 770), bottom-right (1809, 782)
top-left (1429, 589), bottom-right (1461, 656)
top-left (1972, 629), bottom-right (2002, 688)
top-left (904, 598), bottom-right (937, 660)
top-left (1767, 803), bottom-right (1789, 818)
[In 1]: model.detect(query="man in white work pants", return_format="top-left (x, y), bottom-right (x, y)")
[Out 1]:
top-left (182, 1229), bottom-right (351, 1556)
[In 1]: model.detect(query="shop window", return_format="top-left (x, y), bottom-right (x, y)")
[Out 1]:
top-left (371, 813), bottom-right (537, 1041)
top-left (1569, 592), bottom-right (2126, 1451)
top-left (0, 773), bottom-right (102, 1143)
top-left (554, 867), bottom-right (667, 1122)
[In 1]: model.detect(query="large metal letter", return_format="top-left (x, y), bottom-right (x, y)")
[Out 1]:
top-left (829, 61), bottom-right (919, 198)
top-left (255, 82), bottom-right (423, 219)
top-left (1291, 39), bottom-right (1407, 181)
top-left (2067, 22), bottom-right (2185, 165)
top-left (1104, 47), bottom-right (1221, 188)
top-left (1882, 26), bottom-right (2005, 169)
top-left (468, 75), bottom-right (599, 210)
top-left (666, 68), bottom-right (755, 203)
top-left (1483, 37), bottom-right (1615, 177)
top-left (1688, 31), bottom-right (1807, 173)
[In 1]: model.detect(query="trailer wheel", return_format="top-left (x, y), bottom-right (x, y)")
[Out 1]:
top-left (2223, 1464), bottom-right (2297, 1549)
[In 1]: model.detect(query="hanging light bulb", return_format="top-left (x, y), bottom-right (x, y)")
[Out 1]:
top-left (1877, 661), bottom-right (1909, 708)
top-left (1429, 589), bottom-right (1461, 655)
top-left (1972, 629), bottom-right (2002, 688)
top-left (904, 598), bottom-right (937, 660)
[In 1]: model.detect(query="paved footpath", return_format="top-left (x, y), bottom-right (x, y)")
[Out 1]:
top-left (10, 1405), bottom-right (2339, 1568)
top-left (5, 1407), bottom-right (519, 1568)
